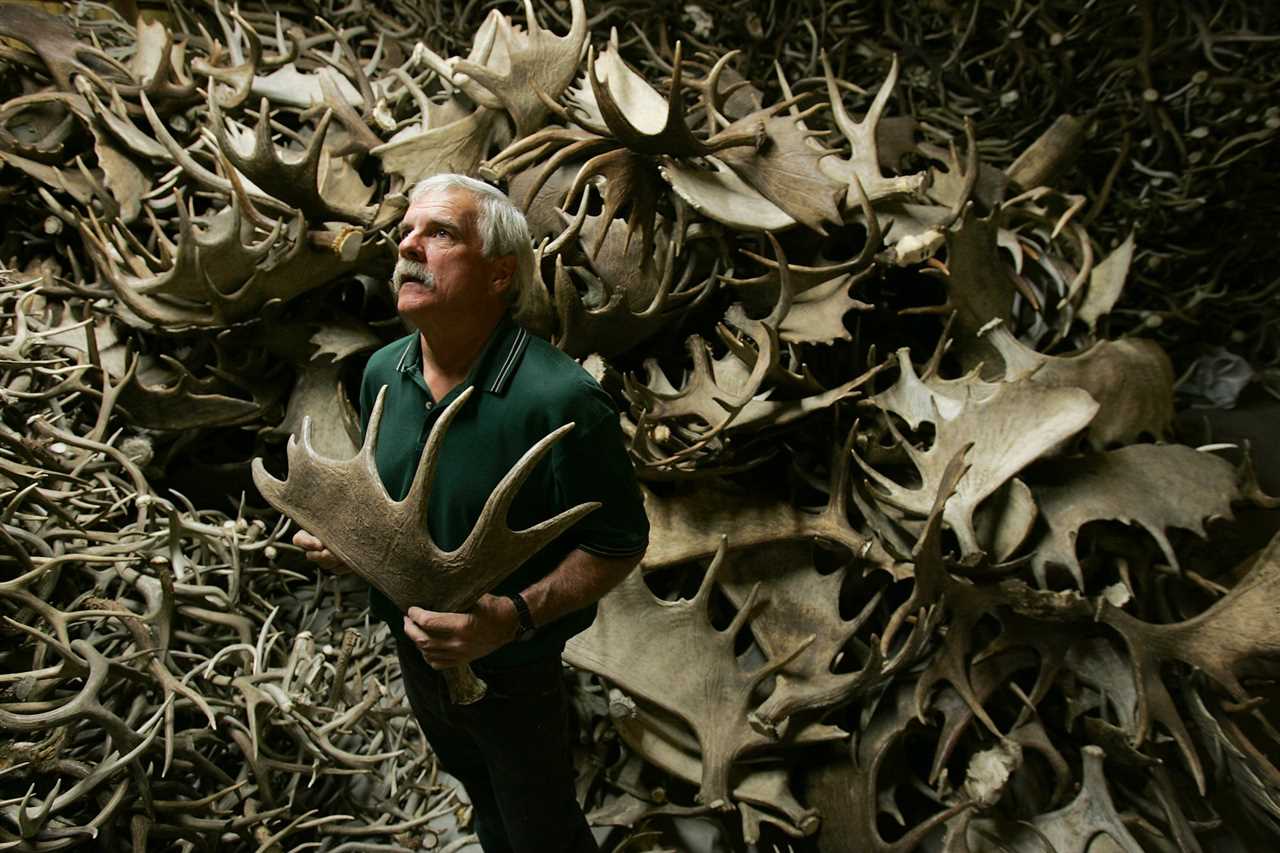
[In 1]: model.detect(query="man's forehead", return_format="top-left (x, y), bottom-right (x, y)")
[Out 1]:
top-left (403, 188), bottom-right (476, 226)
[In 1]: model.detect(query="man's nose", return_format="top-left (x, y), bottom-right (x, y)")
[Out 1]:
top-left (398, 232), bottom-right (425, 261)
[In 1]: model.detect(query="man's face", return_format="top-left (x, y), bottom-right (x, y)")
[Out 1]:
top-left (393, 188), bottom-right (511, 322)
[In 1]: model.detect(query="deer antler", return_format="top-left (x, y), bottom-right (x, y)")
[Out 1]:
top-left (819, 52), bottom-right (927, 202)
top-left (251, 385), bottom-right (599, 703)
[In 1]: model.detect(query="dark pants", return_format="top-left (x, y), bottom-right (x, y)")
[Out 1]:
top-left (395, 636), bottom-right (599, 853)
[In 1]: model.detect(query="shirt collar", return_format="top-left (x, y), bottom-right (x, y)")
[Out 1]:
top-left (394, 313), bottom-right (530, 396)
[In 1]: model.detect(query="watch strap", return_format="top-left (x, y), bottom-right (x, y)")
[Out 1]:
top-left (506, 592), bottom-right (535, 641)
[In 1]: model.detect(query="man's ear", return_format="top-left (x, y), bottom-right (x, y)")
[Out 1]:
top-left (490, 254), bottom-right (517, 295)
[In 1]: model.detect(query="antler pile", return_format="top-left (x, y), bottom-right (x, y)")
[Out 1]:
top-left (1, 1), bottom-right (1277, 851)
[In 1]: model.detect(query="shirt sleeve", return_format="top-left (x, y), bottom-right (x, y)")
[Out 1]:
top-left (550, 400), bottom-right (650, 559)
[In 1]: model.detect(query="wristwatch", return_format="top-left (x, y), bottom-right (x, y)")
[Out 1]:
top-left (506, 592), bottom-right (535, 642)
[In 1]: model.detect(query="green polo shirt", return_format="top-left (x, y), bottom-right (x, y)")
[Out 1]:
top-left (358, 314), bottom-right (649, 667)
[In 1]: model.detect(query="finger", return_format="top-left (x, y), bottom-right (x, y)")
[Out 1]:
top-left (419, 640), bottom-right (451, 665)
top-left (406, 607), bottom-right (454, 635)
top-left (292, 529), bottom-right (321, 550)
top-left (303, 549), bottom-right (351, 574)
top-left (306, 550), bottom-right (341, 571)
top-left (422, 648), bottom-right (458, 669)
top-left (403, 616), bottom-right (430, 646)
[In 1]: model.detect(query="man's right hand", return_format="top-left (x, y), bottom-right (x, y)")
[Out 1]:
top-left (291, 529), bottom-right (353, 575)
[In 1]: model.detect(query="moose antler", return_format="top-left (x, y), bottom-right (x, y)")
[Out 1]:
top-left (251, 385), bottom-right (599, 703)
top-left (451, 0), bottom-right (589, 138)
top-left (209, 96), bottom-right (375, 225)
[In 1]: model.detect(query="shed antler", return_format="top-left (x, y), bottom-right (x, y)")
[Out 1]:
top-left (251, 385), bottom-right (599, 703)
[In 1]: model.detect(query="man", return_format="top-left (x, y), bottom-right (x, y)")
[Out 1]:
top-left (293, 173), bottom-right (649, 852)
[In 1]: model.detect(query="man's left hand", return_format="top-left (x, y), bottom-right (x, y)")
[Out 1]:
top-left (404, 594), bottom-right (517, 669)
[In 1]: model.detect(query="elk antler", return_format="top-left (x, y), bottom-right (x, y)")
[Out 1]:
top-left (251, 385), bottom-right (599, 703)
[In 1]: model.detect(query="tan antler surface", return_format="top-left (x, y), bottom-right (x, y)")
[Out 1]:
top-left (252, 385), bottom-right (598, 702)
top-left (451, 0), bottom-right (588, 138)
top-left (858, 371), bottom-right (1100, 555)
top-left (1029, 443), bottom-right (1238, 587)
top-left (564, 539), bottom-right (838, 807)
top-left (9, 3), bottom-right (1280, 847)
top-left (253, 385), bottom-right (598, 614)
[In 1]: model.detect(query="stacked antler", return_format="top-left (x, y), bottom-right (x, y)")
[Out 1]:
top-left (1, 1), bottom-right (1277, 851)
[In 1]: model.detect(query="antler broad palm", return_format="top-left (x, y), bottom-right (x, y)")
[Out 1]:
top-left (252, 385), bottom-right (599, 703)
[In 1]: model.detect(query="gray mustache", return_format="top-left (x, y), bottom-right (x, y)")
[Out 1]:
top-left (392, 259), bottom-right (434, 292)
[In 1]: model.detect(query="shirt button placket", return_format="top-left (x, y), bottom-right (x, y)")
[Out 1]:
top-left (419, 400), bottom-right (436, 445)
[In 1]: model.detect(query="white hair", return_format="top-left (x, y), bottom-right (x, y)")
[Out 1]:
top-left (408, 174), bottom-right (546, 333)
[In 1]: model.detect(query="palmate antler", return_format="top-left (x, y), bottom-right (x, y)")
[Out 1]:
top-left (251, 385), bottom-right (599, 703)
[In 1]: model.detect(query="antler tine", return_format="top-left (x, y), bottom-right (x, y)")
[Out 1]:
top-left (762, 232), bottom-right (794, 328)
top-left (665, 40), bottom-right (688, 135)
top-left (848, 173), bottom-right (883, 265)
top-left (813, 418), bottom-right (861, 541)
top-left (246, 97), bottom-right (326, 195)
top-left (724, 580), bottom-right (763, 640)
top-left (633, 226), bottom-right (681, 315)
top-left (253, 381), bottom-right (602, 703)
top-left (449, 419), bottom-right (601, 609)
top-left (940, 117), bottom-right (980, 229)
top-left (470, 420), bottom-right (592, 542)
top-left (400, 386), bottom-right (473, 525)
top-left (702, 49), bottom-right (742, 130)
top-left (747, 633), bottom-right (816, 697)
top-left (691, 535), bottom-right (729, 610)
top-left (298, 414), bottom-right (319, 458)
top-left (825, 50), bottom-right (897, 149)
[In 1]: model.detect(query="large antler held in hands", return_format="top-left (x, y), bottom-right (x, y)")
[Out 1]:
top-left (252, 385), bottom-right (600, 703)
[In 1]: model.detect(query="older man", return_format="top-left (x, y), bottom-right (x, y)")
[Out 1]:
top-left (294, 174), bottom-right (648, 852)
